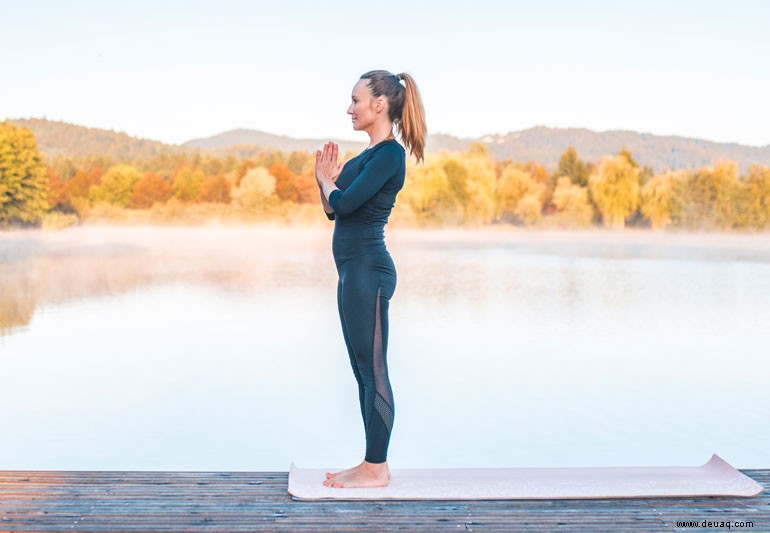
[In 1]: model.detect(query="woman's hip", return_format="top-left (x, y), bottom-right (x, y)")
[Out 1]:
top-left (337, 252), bottom-right (397, 294)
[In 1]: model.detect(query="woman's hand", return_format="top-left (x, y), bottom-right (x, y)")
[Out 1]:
top-left (316, 141), bottom-right (344, 185)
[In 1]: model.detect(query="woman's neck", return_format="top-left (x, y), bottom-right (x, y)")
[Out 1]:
top-left (366, 125), bottom-right (395, 149)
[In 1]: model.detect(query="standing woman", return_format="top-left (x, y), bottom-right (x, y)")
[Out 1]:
top-left (315, 70), bottom-right (426, 488)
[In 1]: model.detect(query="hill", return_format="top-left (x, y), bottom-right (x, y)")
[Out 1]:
top-left (7, 118), bottom-right (770, 174)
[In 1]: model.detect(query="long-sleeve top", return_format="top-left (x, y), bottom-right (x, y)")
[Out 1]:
top-left (324, 138), bottom-right (406, 267)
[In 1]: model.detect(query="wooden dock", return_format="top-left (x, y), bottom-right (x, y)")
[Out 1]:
top-left (1, 468), bottom-right (768, 532)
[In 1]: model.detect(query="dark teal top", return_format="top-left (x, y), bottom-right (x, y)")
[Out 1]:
top-left (326, 138), bottom-right (406, 267)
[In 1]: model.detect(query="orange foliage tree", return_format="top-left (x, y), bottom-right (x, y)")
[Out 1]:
top-left (46, 167), bottom-right (70, 210)
top-left (269, 163), bottom-right (300, 203)
top-left (129, 172), bottom-right (173, 208)
top-left (67, 168), bottom-right (103, 199)
top-left (197, 173), bottom-right (231, 204)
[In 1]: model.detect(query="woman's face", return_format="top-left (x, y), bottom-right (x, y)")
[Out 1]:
top-left (347, 79), bottom-right (386, 131)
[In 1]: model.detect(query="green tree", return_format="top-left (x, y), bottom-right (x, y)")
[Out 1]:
top-left (0, 121), bottom-right (50, 224)
top-left (556, 146), bottom-right (589, 186)
top-left (588, 151), bottom-right (641, 229)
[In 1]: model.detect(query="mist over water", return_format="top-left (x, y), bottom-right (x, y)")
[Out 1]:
top-left (1, 225), bottom-right (769, 471)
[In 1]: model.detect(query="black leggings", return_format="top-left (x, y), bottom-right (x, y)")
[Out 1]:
top-left (336, 251), bottom-right (397, 464)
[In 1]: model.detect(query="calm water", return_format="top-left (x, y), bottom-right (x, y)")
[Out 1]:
top-left (1, 225), bottom-right (769, 471)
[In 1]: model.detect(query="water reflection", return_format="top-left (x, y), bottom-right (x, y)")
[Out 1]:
top-left (1, 226), bottom-right (769, 471)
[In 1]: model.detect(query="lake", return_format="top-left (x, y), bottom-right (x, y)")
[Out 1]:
top-left (1, 225), bottom-right (768, 471)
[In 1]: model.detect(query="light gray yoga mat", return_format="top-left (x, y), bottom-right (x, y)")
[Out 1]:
top-left (288, 453), bottom-right (763, 500)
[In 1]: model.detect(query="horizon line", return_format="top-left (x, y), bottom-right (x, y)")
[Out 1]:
top-left (5, 115), bottom-right (770, 150)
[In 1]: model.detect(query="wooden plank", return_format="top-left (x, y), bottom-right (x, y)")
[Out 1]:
top-left (0, 469), bottom-right (767, 532)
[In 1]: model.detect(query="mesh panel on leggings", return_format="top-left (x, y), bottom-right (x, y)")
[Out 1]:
top-left (372, 285), bottom-right (394, 434)
top-left (374, 391), bottom-right (393, 434)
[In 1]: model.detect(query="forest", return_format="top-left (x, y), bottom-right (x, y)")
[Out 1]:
top-left (2, 120), bottom-right (769, 231)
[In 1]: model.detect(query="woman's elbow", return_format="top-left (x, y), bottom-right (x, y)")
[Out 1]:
top-left (329, 195), bottom-right (352, 217)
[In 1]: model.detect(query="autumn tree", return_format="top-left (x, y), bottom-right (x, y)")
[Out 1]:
top-left (129, 172), bottom-right (173, 208)
top-left (45, 167), bottom-right (73, 212)
top-left (89, 164), bottom-right (141, 207)
top-left (269, 163), bottom-right (300, 203)
top-left (296, 156), bottom-right (322, 204)
top-left (588, 151), bottom-right (641, 229)
top-left (232, 167), bottom-right (277, 211)
top-left (551, 177), bottom-right (594, 227)
top-left (742, 164), bottom-right (770, 229)
top-left (67, 168), bottom-right (100, 199)
top-left (399, 155), bottom-right (456, 224)
top-left (172, 165), bottom-right (205, 202)
top-left (439, 157), bottom-right (469, 222)
top-left (680, 160), bottom-right (740, 229)
top-left (496, 163), bottom-right (546, 225)
top-left (640, 171), bottom-right (685, 229)
top-left (455, 145), bottom-right (496, 224)
top-left (0, 121), bottom-right (50, 224)
top-left (197, 173), bottom-right (231, 204)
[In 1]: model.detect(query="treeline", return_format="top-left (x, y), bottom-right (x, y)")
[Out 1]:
top-left (2, 120), bottom-right (770, 231)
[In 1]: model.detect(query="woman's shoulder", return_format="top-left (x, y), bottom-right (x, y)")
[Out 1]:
top-left (372, 140), bottom-right (405, 160)
top-left (361, 140), bottom-right (404, 164)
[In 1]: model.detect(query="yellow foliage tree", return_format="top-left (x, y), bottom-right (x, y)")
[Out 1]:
top-left (743, 164), bottom-right (770, 229)
top-left (232, 167), bottom-right (277, 211)
top-left (457, 149), bottom-right (496, 225)
top-left (514, 193), bottom-right (543, 226)
top-left (680, 159), bottom-right (740, 229)
top-left (641, 171), bottom-right (684, 229)
top-left (88, 164), bottom-right (141, 208)
top-left (588, 152), bottom-right (641, 229)
top-left (172, 166), bottom-right (205, 203)
top-left (0, 121), bottom-right (50, 224)
top-left (496, 164), bottom-right (545, 224)
top-left (400, 155), bottom-right (455, 224)
top-left (551, 177), bottom-right (593, 227)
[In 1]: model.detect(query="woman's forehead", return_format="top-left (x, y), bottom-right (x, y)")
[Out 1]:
top-left (352, 79), bottom-right (370, 97)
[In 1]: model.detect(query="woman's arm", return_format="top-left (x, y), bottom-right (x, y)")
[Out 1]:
top-left (325, 145), bottom-right (400, 217)
top-left (320, 185), bottom-right (335, 220)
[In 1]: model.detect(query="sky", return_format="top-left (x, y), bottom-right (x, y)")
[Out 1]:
top-left (1, 0), bottom-right (769, 147)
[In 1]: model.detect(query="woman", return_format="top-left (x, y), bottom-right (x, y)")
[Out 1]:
top-left (315, 70), bottom-right (426, 488)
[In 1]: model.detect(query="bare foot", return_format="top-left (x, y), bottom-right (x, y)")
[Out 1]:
top-left (323, 461), bottom-right (390, 488)
top-left (326, 461), bottom-right (364, 481)
top-left (326, 461), bottom-right (390, 481)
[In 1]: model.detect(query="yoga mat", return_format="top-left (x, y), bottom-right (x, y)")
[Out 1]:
top-left (288, 453), bottom-right (763, 500)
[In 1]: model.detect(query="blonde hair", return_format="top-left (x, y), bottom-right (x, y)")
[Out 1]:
top-left (360, 70), bottom-right (427, 164)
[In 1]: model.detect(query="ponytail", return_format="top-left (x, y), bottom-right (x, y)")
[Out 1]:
top-left (360, 70), bottom-right (428, 164)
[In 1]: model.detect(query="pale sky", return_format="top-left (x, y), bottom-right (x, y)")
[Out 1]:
top-left (1, 0), bottom-right (768, 147)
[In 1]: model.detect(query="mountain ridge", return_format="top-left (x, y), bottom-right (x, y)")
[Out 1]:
top-left (6, 117), bottom-right (770, 173)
